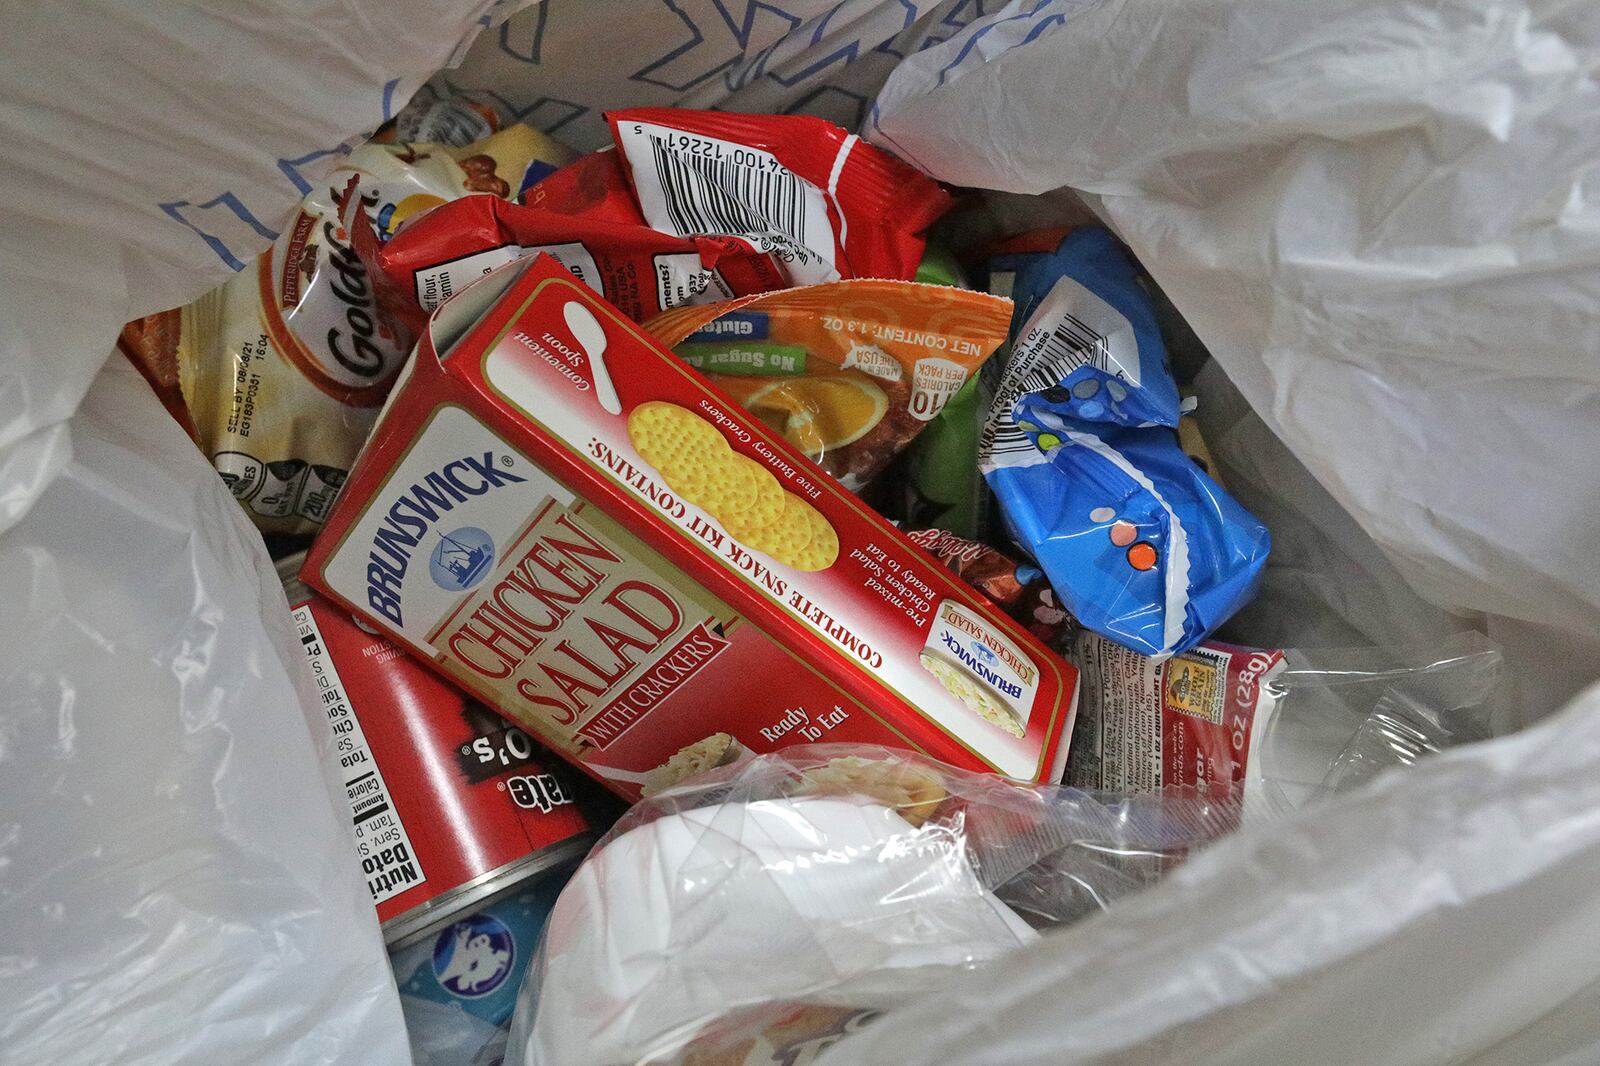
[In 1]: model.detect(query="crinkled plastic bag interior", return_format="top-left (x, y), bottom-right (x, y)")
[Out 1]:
top-left (8, 0), bottom-right (1600, 1062)
top-left (0, 360), bottom-right (407, 1064)
top-left (506, 746), bottom-right (1237, 1066)
top-left (0, 2), bottom-right (533, 1063)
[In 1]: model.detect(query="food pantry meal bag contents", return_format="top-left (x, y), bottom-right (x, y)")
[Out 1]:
top-left (120, 125), bottom-right (574, 535)
top-left (391, 874), bottom-right (571, 1066)
top-left (603, 108), bottom-right (954, 284)
top-left (281, 560), bottom-right (595, 945)
top-left (979, 226), bottom-right (1269, 658)
top-left (506, 746), bottom-right (1237, 1066)
top-left (365, 192), bottom-right (788, 328)
top-left (645, 280), bottom-right (1011, 491)
top-left (1067, 631), bottom-right (1504, 823)
top-left (300, 255), bottom-right (1078, 800)
top-left (904, 528), bottom-right (1071, 650)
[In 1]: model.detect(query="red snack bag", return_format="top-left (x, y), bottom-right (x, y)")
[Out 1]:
top-left (370, 193), bottom-right (788, 327)
top-left (904, 528), bottom-right (1073, 650)
top-left (521, 149), bottom-right (645, 226)
top-left (607, 108), bottom-right (952, 284)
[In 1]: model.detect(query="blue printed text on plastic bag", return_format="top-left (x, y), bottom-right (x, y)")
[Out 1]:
top-left (994, 408), bottom-right (1269, 658)
top-left (1000, 227), bottom-right (1179, 431)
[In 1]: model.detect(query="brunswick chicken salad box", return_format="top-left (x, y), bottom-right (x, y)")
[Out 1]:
top-left (303, 255), bottom-right (1078, 799)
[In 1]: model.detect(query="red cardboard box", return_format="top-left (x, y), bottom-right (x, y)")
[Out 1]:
top-left (303, 255), bottom-right (1077, 799)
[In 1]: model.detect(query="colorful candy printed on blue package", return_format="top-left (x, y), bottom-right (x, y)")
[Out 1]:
top-left (993, 408), bottom-right (1269, 659)
top-left (979, 226), bottom-right (1269, 659)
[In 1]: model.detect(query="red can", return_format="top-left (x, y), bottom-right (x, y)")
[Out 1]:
top-left (282, 559), bottom-right (596, 946)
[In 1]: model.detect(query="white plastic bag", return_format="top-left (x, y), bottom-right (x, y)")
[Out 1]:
top-left (868, 0), bottom-right (1600, 698)
top-left (0, 360), bottom-right (407, 1064)
top-left (0, 2), bottom-right (533, 1063)
top-left (816, 682), bottom-right (1600, 1065)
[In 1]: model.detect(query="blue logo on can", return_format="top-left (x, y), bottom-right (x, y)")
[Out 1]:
top-left (430, 526), bottom-right (495, 591)
top-left (431, 913), bottom-right (516, 998)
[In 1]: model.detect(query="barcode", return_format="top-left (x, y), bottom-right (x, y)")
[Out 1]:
top-left (980, 311), bottom-right (1112, 464)
top-left (980, 366), bottom-right (1038, 461)
top-left (985, 424), bottom-right (1041, 458)
top-left (1020, 311), bottom-right (1112, 384)
top-left (647, 135), bottom-right (809, 246)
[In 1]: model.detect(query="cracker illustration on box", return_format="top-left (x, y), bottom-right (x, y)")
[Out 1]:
top-left (627, 402), bottom-right (839, 572)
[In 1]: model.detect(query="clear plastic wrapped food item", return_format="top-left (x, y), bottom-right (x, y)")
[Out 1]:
top-left (1244, 632), bottom-right (1504, 821)
top-left (1067, 630), bottom-right (1505, 823)
top-left (505, 745), bottom-right (1236, 1066)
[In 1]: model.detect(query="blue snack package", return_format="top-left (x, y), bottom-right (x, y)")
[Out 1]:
top-left (979, 226), bottom-right (1269, 657)
top-left (986, 226), bottom-right (1180, 432)
top-left (994, 405), bottom-right (1270, 658)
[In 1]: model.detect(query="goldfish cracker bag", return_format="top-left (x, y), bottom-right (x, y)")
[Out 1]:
top-left (645, 281), bottom-right (1011, 489)
top-left (121, 124), bottom-right (574, 535)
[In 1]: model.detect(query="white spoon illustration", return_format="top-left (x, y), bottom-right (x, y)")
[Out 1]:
top-left (563, 300), bottom-right (621, 414)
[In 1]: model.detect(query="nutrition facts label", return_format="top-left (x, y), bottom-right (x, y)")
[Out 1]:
top-left (292, 605), bottom-right (425, 906)
top-left (1074, 634), bottom-right (1164, 792)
